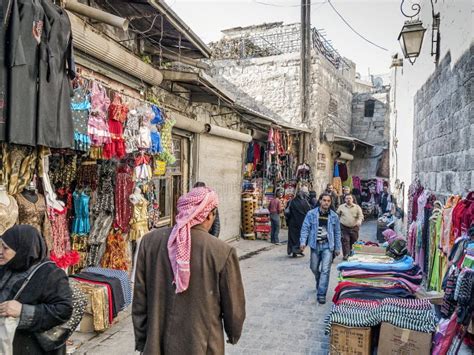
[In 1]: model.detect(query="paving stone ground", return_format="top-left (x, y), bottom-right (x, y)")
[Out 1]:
top-left (70, 221), bottom-right (377, 355)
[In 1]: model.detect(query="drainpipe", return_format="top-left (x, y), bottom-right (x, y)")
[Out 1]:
top-left (64, 0), bottom-right (129, 31)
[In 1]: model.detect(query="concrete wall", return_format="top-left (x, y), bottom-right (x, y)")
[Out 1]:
top-left (412, 47), bottom-right (473, 198)
top-left (390, 0), bottom-right (473, 201)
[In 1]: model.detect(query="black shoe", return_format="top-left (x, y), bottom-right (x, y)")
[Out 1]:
top-left (292, 253), bottom-right (298, 258)
top-left (317, 297), bottom-right (326, 304)
top-left (342, 256), bottom-right (348, 261)
top-left (299, 252), bottom-right (305, 257)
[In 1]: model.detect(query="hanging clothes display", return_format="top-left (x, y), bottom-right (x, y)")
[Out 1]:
top-left (72, 190), bottom-right (91, 235)
top-left (37, 1), bottom-right (75, 148)
top-left (88, 82), bottom-right (111, 146)
top-left (71, 83), bottom-right (92, 152)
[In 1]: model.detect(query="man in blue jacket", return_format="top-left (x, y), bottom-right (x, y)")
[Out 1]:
top-left (300, 192), bottom-right (342, 304)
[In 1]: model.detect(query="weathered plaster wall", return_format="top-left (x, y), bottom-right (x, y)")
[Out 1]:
top-left (412, 46), bottom-right (473, 198)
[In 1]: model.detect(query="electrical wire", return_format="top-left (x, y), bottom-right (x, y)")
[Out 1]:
top-left (327, 0), bottom-right (388, 51)
top-left (253, 0), bottom-right (326, 8)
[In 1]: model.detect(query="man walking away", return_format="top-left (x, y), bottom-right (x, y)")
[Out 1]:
top-left (269, 190), bottom-right (283, 244)
top-left (300, 193), bottom-right (342, 304)
top-left (324, 183), bottom-right (339, 211)
top-left (133, 187), bottom-right (246, 354)
top-left (194, 181), bottom-right (220, 238)
top-left (337, 194), bottom-right (364, 260)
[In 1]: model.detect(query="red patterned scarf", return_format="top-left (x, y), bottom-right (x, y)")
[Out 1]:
top-left (168, 187), bottom-right (219, 293)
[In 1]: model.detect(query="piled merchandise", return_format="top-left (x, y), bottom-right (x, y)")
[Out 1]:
top-left (71, 267), bottom-right (132, 332)
top-left (328, 251), bottom-right (435, 354)
top-left (254, 208), bottom-right (271, 240)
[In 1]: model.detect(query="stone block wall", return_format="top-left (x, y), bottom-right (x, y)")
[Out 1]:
top-left (412, 46), bottom-right (473, 198)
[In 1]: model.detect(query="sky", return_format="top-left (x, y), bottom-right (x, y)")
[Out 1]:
top-left (165, 0), bottom-right (409, 76)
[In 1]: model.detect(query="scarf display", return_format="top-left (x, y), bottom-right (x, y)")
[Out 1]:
top-left (167, 187), bottom-right (219, 293)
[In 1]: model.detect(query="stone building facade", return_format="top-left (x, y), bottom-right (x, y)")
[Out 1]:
top-left (350, 90), bottom-right (391, 179)
top-left (210, 22), bottom-right (391, 193)
top-left (210, 23), bottom-right (369, 193)
top-left (390, 0), bottom-right (472, 203)
top-left (412, 47), bottom-right (473, 198)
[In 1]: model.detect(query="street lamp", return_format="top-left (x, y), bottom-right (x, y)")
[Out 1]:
top-left (398, 19), bottom-right (426, 65)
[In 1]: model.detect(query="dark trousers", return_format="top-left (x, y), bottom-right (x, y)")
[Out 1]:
top-left (341, 225), bottom-right (359, 258)
top-left (270, 213), bottom-right (280, 243)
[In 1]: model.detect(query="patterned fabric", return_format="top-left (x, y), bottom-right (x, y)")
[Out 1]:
top-left (123, 109), bottom-right (140, 153)
top-left (129, 199), bottom-right (149, 241)
top-left (327, 298), bottom-right (436, 334)
top-left (83, 267), bottom-right (132, 307)
top-left (100, 230), bottom-right (130, 272)
top-left (0, 196), bottom-right (18, 235)
top-left (88, 82), bottom-right (111, 145)
top-left (114, 165), bottom-right (134, 232)
top-left (71, 85), bottom-right (91, 151)
top-left (108, 93), bottom-right (128, 123)
top-left (168, 187), bottom-right (219, 293)
top-left (48, 207), bottom-right (79, 268)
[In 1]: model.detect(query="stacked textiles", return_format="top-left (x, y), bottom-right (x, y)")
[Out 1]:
top-left (334, 256), bottom-right (422, 301)
top-left (327, 298), bottom-right (436, 333)
top-left (71, 268), bottom-right (132, 331)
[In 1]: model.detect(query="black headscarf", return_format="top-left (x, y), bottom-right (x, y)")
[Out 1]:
top-left (1, 225), bottom-right (48, 271)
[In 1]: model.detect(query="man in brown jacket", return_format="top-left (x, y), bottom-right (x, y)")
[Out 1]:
top-left (132, 187), bottom-right (246, 354)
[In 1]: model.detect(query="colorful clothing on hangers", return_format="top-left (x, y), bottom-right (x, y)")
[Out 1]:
top-left (99, 230), bottom-right (130, 272)
top-left (114, 165), bottom-right (134, 232)
top-left (88, 82), bottom-right (111, 145)
top-left (48, 206), bottom-right (79, 268)
top-left (103, 119), bottom-right (126, 159)
top-left (108, 93), bottom-right (128, 123)
top-left (124, 109), bottom-right (140, 153)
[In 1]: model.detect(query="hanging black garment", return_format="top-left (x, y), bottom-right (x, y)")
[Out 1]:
top-left (37, 0), bottom-right (75, 148)
top-left (6, 0), bottom-right (44, 146)
top-left (0, 1), bottom-right (12, 140)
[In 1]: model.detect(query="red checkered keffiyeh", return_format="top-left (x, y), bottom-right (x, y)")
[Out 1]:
top-left (168, 187), bottom-right (219, 293)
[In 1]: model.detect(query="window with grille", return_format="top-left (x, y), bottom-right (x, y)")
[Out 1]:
top-left (328, 97), bottom-right (338, 118)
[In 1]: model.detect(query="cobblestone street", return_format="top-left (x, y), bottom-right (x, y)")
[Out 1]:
top-left (71, 222), bottom-right (377, 355)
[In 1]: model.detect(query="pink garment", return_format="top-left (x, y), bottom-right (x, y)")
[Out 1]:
top-left (375, 178), bottom-right (384, 194)
top-left (416, 190), bottom-right (428, 222)
top-left (408, 222), bottom-right (418, 257)
top-left (88, 82), bottom-right (111, 145)
top-left (167, 187), bottom-right (219, 293)
top-left (352, 176), bottom-right (361, 191)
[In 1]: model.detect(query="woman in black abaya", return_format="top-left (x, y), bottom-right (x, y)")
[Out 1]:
top-left (0, 225), bottom-right (72, 355)
top-left (286, 191), bottom-right (312, 257)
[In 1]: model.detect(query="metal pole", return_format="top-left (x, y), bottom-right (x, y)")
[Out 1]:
top-left (64, 0), bottom-right (129, 31)
top-left (300, 0), bottom-right (311, 124)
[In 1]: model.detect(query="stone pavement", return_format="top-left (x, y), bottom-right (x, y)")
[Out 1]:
top-left (69, 222), bottom-right (377, 355)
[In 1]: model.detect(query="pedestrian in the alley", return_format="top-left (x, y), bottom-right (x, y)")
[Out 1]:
top-left (194, 181), bottom-right (220, 238)
top-left (0, 225), bottom-right (73, 355)
top-left (286, 187), bottom-right (312, 257)
top-left (337, 194), bottom-right (364, 260)
top-left (300, 193), bottom-right (342, 304)
top-left (309, 190), bottom-right (319, 209)
top-left (132, 187), bottom-right (246, 355)
top-left (339, 185), bottom-right (352, 206)
top-left (379, 184), bottom-right (394, 215)
top-left (269, 189), bottom-right (284, 244)
top-left (323, 183), bottom-right (339, 211)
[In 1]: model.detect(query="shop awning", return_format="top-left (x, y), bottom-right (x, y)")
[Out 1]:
top-left (161, 69), bottom-right (236, 105)
top-left (93, 0), bottom-right (211, 59)
top-left (325, 133), bottom-right (375, 148)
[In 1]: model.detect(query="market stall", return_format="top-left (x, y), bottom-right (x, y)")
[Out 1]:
top-left (328, 182), bottom-right (474, 354)
top-left (241, 128), bottom-right (305, 240)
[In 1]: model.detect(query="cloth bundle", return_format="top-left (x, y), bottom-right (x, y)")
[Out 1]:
top-left (327, 298), bottom-right (436, 334)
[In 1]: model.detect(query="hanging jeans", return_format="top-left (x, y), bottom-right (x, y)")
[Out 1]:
top-left (270, 213), bottom-right (280, 243)
top-left (310, 241), bottom-right (332, 298)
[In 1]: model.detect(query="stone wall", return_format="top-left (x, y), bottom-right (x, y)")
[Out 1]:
top-left (412, 46), bottom-right (473, 198)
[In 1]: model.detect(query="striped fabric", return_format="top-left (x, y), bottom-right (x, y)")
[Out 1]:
top-left (84, 267), bottom-right (132, 307)
top-left (327, 298), bottom-right (436, 334)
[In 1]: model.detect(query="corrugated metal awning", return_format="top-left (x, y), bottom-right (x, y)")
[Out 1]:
top-left (326, 133), bottom-right (375, 148)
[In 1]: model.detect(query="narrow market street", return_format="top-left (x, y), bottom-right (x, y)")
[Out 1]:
top-left (71, 222), bottom-right (377, 355)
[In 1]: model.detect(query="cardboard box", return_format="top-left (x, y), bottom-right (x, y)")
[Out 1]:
top-left (378, 323), bottom-right (432, 355)
top-left (330, 323), bottom-right (372, 355)
top-left (353, 244), bottom-right (386, 255)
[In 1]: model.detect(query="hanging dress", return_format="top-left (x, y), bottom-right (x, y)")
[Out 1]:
top-left (71, 84), bottom-right (91, 152)
top-left (114, 165), bottom-right (134, 232)
top-left (124, 109), bottom-right (140, 153)
top-left (72, 190), bottom-right (91, 235)
top-left (48, 206), bottom-right (79, 268)
top-left (88, 82), bottom-right (111, 146)
top-left (37, 2), bottom-right (75, 148)
top-left (129, 198), bottom-right (149, 242)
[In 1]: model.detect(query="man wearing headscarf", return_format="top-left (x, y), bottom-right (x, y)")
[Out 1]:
top-left (132, 187), bottom-right (246, 355)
